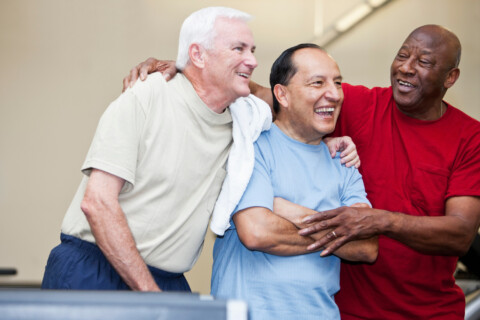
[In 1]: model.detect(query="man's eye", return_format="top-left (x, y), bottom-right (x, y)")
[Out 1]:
top-left (234, 47), bottom-right (243, 52)
top-left (335, 81), bottom-right (342, 87)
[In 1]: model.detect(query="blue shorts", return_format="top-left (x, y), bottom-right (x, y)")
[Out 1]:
top-left (41, 233), bottom-right (191, 292)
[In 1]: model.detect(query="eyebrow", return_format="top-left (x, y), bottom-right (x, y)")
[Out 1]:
top-left (399, 45), bottom-right (433, 55)
top-left (307, 75), bottom-right (343, 82)
top-left (235, 41), bottom-right (256, 51)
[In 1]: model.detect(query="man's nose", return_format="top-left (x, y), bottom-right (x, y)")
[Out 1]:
top-left (245, 50), bottom-right (258, 69)
top-left (325, 83), bottom-right (342, 102)
top-left (398, 57), bottom-right (416, 75)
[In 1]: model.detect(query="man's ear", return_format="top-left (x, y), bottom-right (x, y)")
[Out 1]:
top-left (188, 43), bottom-right (205, 68)
top-left (273, 84), bottom-right (289, 109)
top-left (444, 68), bottom-right (460, 89)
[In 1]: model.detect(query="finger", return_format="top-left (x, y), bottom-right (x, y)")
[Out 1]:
top-left (329, 145), bottom-right (338, 158)
top-left (160, 62), bottom-right (177, 80)
top-left (301, 211), bottom-right (326, 225)
top-left (339, 143), bottom-right (356, 159)
top-left (299, 220), bottom-right (333, 236)
top-left (323, 137), bottom-right (337, 158)
top-left (301, 209), bottom-right (339, 225)
top-left (139, 64), bottom-right (150, 81)
top-left (306, 231), bottom-right (339, 251)
top-left (344, 155), bottom-right (360, 168)
top-left (355, 158), bottom-right (361, 169)
top-left (340, 149), bottom-right (358, 164)
top-left (320, 238), bottom-right (347, 256)
top-left (128, 67), bottom-right (139, 88)
top-left (122, 77), bottom-right (129, 92)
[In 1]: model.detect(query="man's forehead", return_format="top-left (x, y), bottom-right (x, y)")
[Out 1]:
top-left (399, 42), bottom-right (434, 55)
top-left (403, 29), bottom-right (446, 50)
top-left (294, 49), bottom-right (340, 74)
top-left (214, 18), bottom-right (254, 41)
top-left (215, 16), bottom-right (250, 30)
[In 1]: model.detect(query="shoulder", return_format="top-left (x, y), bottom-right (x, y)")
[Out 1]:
top-left (127, 73), bottom-right (167, 102)
top-left (446, 105), bottom-right (480, 142)
top-left (448, 104), bottom-right (480, 127)
top-left (341, 83), bottom-right (392, 113)
top-left (342, 83), bottom-right (390, 96)
top-left (253, 127), bottom-right (286, 168)
top-left (254, 129), bottom-right (274, 155)
top-left (117, 73), bottom-right (170, 114)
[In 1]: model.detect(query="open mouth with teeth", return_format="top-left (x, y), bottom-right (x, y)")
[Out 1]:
top-left (237, 72), bottom-right (250, 79)
top-left (314, 107), bottom-right (335, 117)
top-left (398, 80), bottom-right (415, 88)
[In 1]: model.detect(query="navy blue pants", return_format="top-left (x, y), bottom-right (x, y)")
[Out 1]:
top-left (41, 234), bottom-right (191, 291)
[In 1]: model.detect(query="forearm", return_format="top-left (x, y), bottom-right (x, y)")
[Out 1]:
top-left (249, 81), bottom-right (274, 117)
top-left (381, 210), bottom-right (476, 256)
top-left (234, 207), bottom-right (316, 256)
top-left (274, 198), bottom-right (378, 262)
top-left (83, 201), bottom-right (160, 291)
top-left (81, 170), bottom-right (160, 291)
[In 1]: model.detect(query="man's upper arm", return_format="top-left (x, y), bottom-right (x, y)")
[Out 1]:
top-left (81, 89), bottom-right (147, 192)
top-left (84, 169), bottom-right (126, 201)
top-left (445, 196), bottom-right (480, 238)
top-left (233, 206), bottom-right (274, 249)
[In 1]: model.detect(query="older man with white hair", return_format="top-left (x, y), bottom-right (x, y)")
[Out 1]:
top-left (42, 6), bottom-right (264, 292)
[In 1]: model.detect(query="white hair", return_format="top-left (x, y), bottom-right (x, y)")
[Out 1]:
top-left (175, 7), bottom-right (252, 70)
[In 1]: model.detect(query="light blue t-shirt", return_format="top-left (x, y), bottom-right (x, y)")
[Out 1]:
top-left (211, 124), bottom-right (370, 320)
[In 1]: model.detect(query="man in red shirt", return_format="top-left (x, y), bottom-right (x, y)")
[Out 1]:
top-left (123, 24), bottom-right (480, 319)
top-left (298, 24), bottom-right (480, 319)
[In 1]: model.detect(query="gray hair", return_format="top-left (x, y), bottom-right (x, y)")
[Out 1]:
top-left (175, 7), bottom-right (252, 70)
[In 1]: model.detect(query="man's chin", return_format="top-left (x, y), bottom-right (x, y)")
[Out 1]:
top-left (237, 88), bottom-right (251, 98)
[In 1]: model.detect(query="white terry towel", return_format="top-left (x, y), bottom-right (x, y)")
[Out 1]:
top-left (210, 94), bottom-right (272, 236)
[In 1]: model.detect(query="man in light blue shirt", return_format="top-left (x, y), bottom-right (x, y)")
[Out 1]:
top-left (211, 44), bottom-right (378, 320)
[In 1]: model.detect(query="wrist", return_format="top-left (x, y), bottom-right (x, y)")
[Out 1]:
top-left (378, 209), bottom-right (397, 236)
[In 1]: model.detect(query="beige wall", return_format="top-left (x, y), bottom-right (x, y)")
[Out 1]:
top-left (328, 0), bottom-right (480, 119)
top-left (0, 0), bottom-right (478, 295)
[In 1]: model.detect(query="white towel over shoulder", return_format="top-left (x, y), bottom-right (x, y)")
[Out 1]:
top-left (210, 94), bottom-right (272, 236)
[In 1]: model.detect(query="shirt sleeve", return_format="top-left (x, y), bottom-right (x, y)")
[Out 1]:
top-left (81, 90), bottom-right (146, 193)
top-left (340, 162), bottom-right (371, 207)
top-left (447, 127), bottom-right (480, 198)
top-left (233, 141), bottom-right (274, 216)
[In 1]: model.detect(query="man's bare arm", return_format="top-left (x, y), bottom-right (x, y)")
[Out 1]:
top-left (248, 80), bottom-right (274, 113)
top-left (234, 203), bottom-right (377, 263)
top-left (300, 196), bottom-right (480, 257)
top-left (273, 198), bottom-right (378, 261)
top-left (81, 169), bottom-right (160, 291)
top-left (233, 206), bottom-right (314, 256)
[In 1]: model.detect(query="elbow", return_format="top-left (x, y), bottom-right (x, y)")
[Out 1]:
top-left (80, 196), bottom-right (94, 220)
top-left (365, 243), bottom-right (379, 264)
top-left (452, 225), bottom-right (479, 257)
top-left (455, 235), bottom-right (475, 257)
top-left (80, 193), bottom-right (103, 222)
top-left (237, 227), bottom-right (270, 251)
top-left (359, 237), bottom-right (379, 264)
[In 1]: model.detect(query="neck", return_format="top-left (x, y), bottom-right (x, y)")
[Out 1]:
top-left (397, 100), bottom-right (446, 121)
top-left (274, 116), bottom-right (323, 145)
top-left (183, 69), bottom-right (232, 114)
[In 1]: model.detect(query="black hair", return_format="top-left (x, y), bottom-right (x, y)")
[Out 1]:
top-left (269, 43), bottom-right (324, 113)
